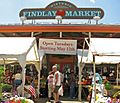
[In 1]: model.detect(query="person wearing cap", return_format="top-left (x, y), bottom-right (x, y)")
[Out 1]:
top-left (52, 64), bottom-right (62, 103)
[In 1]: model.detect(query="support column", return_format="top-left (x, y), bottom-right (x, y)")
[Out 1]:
top-left (37, 59), bottom-right (43, 97)
top-left (91, 55), bottom-right (96, 103)
top-left (60, 32), bottom-right (62, 38)
top-left (78, 41), bottom-right (85, 101)
top-left (116, 64), bottom-right (119, 86)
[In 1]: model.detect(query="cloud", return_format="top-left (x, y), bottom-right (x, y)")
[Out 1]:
top-left (90, 0), bottom-right (96, 3)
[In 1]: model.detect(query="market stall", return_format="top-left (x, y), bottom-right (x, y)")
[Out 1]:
top-left (85, 38), bottom-right (120, 103)
top-left (0, 37), bottom-right (39, 98)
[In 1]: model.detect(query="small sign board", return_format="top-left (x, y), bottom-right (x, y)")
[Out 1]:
top-left (39, 38), bottom-right (77, 55)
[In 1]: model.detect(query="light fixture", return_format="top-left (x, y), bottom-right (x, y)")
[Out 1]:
top-left (20, 16), bottom-right (27, 25)
top-left (93, 16), bottom-right (100, 24)
top-left (55, 15), bottom-right (62, 24)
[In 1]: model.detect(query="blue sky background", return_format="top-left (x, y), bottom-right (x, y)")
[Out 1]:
top-left (0, 0), bottom-right (120, 24)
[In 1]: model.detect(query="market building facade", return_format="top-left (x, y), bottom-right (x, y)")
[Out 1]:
top-left (0, 0), bottom-right (120, 102)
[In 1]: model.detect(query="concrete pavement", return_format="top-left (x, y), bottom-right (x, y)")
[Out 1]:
top-left (46, 101), bottom-right (88, 103)
top-left (35, 97), bottom-right (89, 103)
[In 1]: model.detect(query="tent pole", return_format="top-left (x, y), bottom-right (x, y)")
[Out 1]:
top-left (3, 58), bottom-right (6, 75)
top-left (37, 62), bottom-right (41, 97)
top-left (89, 32), bottom-right (91, 39)
top-left (31, 32), bottom-right (34, 37)
top-left (93, 55), bottom-right (96, 103)
top-left (78, 63), bottom-right (85, 101)
top-left (34, 62), bottom-right (40, 97)
top-left (78, 41), bottom-right (85, 101)
top-left (22, 67), bottom-right (26, 97)
top-left (38, 54), bottom-right (44, 97)
top-left (116, 64), bottom-right (119, 86)
top-left (78, 62), bottom-right (82, 101)
top-left (60, 32), bottom-right (62, 38)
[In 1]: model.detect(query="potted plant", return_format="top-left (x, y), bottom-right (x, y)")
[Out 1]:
top-left (0, 66), bottom-right (12, 102)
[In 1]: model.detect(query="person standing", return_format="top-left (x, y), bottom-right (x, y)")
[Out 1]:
top-left (52, 64), bottom-right (62, 103)
top-left (69, 72), bottom-right (76, 99)
top-left (14, 69), bottom-right (22, 90)
top-left (103, 75), bottom-right (112, 96)
top-left (91, 72), bottom-right (103, 103)
top-left (47, 71), bottom-right (54, 102)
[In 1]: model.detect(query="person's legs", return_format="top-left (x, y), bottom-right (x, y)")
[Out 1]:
top-left (70, 84), bottom-right (75, 99)
top-left (53, 92), bottom-right (57, 102)
top-left (56, 92), bottom-right (59, 102)
top-left (53, 86), bottom-right (60, 103)
top-left (70, 85), bottom-right (72, 98)
top-left (48, 86), bottom-right (51, 101)
top-left (48, 85), bottom-right (52, 101)
top-left (72, 85), bottom-right (75, 98)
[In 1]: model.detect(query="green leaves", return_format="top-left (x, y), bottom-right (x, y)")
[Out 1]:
top-left (0, 66), bottom-right (4, 77)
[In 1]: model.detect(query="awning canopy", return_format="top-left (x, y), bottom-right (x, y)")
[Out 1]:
top-left (86, 38), bottom-right (120, 63)
top-left (0, 37), bottom-right (39, 64)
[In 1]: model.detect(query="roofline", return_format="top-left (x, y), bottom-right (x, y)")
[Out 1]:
top-left (0, 24), bottom-right (120, 33)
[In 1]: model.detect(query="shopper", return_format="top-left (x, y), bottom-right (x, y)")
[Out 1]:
top-left (40, 75), bottom-right (47, 97)
top-left (52, 64), bottom-right (62, 103)
top-left (69, 72), bottom-right (76, 99)
top-left (103, 76), bottom-right (112, 96)
top-left (47, 71), bottom-right (54, 102)
top-left (14, 69), bottom-right (22, 90)
top-left (91, 72), bottom-right (103, 103)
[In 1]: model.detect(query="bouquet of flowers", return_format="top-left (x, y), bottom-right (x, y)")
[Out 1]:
top-left (1, 95), bottom-right (34, 103)
top-left (9, 96), bottom-right (28, 103)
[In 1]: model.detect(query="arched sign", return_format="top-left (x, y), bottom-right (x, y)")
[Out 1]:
top-left (19, 1), bottom-right (104, 20)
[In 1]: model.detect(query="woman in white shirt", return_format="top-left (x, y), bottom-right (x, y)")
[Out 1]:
top-left (52, 64), bottom-right (62, 103)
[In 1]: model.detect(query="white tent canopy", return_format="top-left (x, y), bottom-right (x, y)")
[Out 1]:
top-left (0, 37), bottom-right (39, 96)
top-left (0, 37), bottom-right (39, 61)
top-left (89, 38), bottom-right (120, 55)
top-left (86, 38), bottom-right (120, 63)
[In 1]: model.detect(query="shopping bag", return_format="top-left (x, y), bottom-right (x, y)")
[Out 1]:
top-left (58, 86), bottom-right (63, 96)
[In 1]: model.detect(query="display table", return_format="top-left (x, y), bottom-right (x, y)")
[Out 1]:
top-left (113, 85), bottom-right (120, 89)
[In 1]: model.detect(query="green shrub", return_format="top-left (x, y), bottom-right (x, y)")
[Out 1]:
top-left (1, 83), bottom-right (12, 92)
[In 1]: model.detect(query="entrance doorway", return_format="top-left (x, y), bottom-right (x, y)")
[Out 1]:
top-left (46, 54), bottom-right (78, 98)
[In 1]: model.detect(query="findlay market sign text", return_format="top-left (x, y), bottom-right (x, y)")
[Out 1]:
top-left (19, 1), bottom-right (104, 19)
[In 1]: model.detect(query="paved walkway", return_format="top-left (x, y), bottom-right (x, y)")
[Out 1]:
top-left (46, 101), bottom-right (88, 103)
top-left (35, 97), bottom-right (89, 103)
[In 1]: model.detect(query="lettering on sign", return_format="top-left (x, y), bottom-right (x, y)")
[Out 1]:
top-left (19, 1), bottom-right (104, 19)
top-left (39, 39), bottom-right (77, 55)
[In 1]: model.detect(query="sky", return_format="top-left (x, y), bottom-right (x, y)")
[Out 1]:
top-left (0, 0), bottom-right (120, 24)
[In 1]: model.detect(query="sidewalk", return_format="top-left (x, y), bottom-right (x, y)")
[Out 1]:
top-left (35, 97), bottom-right (89, 103)
top-left (46, 101), bottom-right (88, 103)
